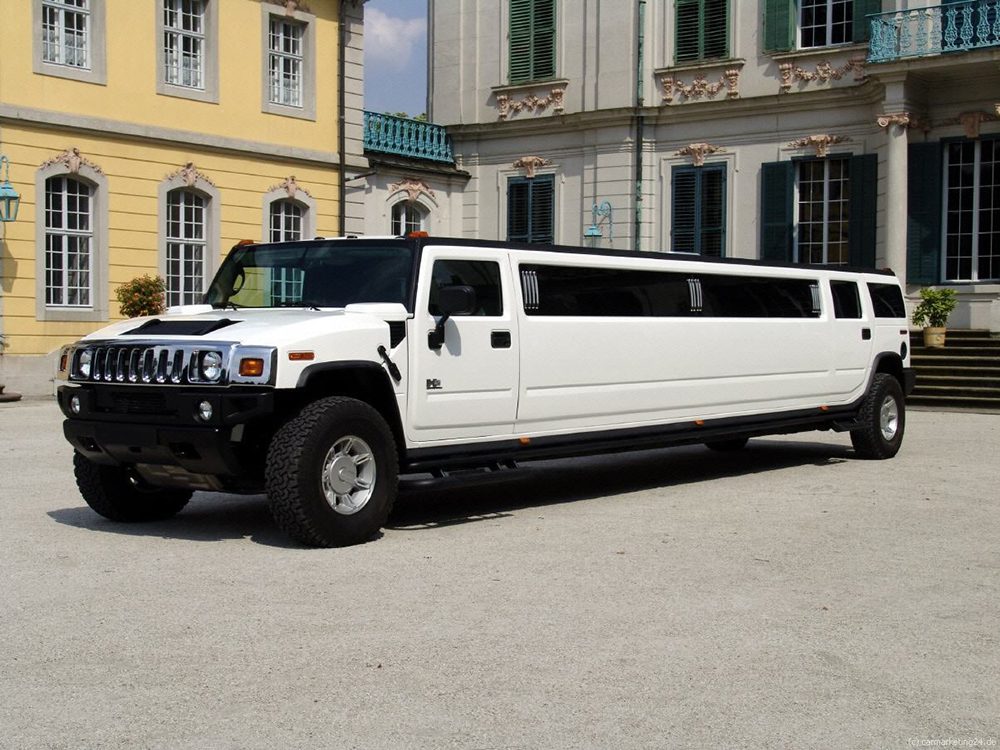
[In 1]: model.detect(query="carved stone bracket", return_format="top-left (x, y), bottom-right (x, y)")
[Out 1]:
top-left (787, 134), bottom-right (850, 158)
top-left (280, 0), bottom-right (311, 14)
top-left (779, 56), bottom-right (866, 93)
top-left (165, 162), bottom-right (215, 188)
top-left (512, 156), bottom-right (552, 179)
top-left (937, 110), bottom-right (999, 139)
top-left (876, 112), bottom-right (928, 133)
top-left (660, 69), bottom-right (740, 104)
top-left (388, 177), bottom-right (435, 202)
top-left (268, 175), bottom-right (313, 199)
top-left (39, 147), bottom-right (104, 175)
top-left (496, 88), bottom-right (565, 120)
top-left (676, 142), bottom-right (726, 167)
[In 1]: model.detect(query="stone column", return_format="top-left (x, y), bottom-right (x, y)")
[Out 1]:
top-left (877, 113), bottom-right (913, 285)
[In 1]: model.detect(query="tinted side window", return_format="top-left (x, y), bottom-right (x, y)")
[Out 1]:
top-left (429, 260), bottom-right (503, 316)
top-left (831, 281), bottom-right (862, 319)
top-left (699, 275), bottom-right (821, 318)
top-left (520, 265), bottom-right (693, 317)
top-left (867, 282), bottom-right (906, 318)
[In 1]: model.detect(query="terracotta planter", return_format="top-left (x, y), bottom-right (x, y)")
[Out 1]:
top-left (923, 326), bottom-right (946, 348)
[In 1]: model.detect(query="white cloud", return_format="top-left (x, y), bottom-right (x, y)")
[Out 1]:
top-left (365, 8), bottom-right (426, 71)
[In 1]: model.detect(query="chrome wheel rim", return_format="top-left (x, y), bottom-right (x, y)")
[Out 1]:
top-left (879, 396), bottom-right (900, 442)
top-left (321, 435), bottom-right (376, 515)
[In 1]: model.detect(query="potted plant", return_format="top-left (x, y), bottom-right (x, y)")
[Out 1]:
top-left (116, 274), bottom-right (166, 318)
top-left (911, 287), bottom-right (958, 348)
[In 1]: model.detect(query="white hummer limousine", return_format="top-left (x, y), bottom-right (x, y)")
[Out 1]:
top-left (57, 236), bottom-right (915, 547)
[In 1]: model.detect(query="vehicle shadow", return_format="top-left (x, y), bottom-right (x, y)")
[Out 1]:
top-left (47, 438), bottom-right (854, 547)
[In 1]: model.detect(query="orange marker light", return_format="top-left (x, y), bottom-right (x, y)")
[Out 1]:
top-left (288, 351), bottom-right (315, 361)
top-left (407, 231), bottom-right (429, 238)
top-left (819, 405), bottom-right (829, 411)
top-left (519, 437), bottom-right (531, 446)
top-left (239, 358), bottom-right (265, 377)
top-left (694, 420), bottom-right (705, 426)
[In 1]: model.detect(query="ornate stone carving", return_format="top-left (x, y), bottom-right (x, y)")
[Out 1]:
top-left (787, 134), bottom-right (849, 158)
top-left (676, 143), bottom-right (726, 167)
top-left (778, 56), bottom-right (866, 93)
top-left (39, 147), bottom-right (104, 175)
top-left (661, 69), bottom-right (740, 104)
top-left (388, 178), bottom-right (435, 202)
top-left (268, 175), bottom-right (312, 199)
top-left (876, 112), bottom-right (929, 132)
top-left (280, 0), bottom-right (310, 14)
top-left (165, 162), bottom-right (215, 188)
top-left (938, 110), bottom-right (1000, 139)
top-left (512, 156), bottom-right (552, 178)
top-left (496, 88), bottom-right (565, 119)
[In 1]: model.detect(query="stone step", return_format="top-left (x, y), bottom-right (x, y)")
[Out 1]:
top-left (913, 374), bottom-right (1000, 389)
top-left (907, 393), bottom-right (1000, 410)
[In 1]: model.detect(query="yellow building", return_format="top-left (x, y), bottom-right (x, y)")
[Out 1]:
top-left (0, 0), bottom-right (366, 396)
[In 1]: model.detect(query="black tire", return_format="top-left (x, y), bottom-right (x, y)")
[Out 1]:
top-left (850, 373), bottom-right (905, 460)
top-left (265, 396), bottom-right (398, 548)
top-left (73, 451), bottom-right (192, 522)
top-left (705, 437), bottom-right (749, 452)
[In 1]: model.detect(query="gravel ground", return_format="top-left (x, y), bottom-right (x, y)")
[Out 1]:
top-left (1, 398), bottom-right (997, 749)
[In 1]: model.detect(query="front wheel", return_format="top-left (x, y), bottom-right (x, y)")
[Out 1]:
top-left (850, 373), bottom-right (905, 460)
top-left (73, 452), bottom-right (192, 522)
top-left (265, 397), bottom-right (398, 547)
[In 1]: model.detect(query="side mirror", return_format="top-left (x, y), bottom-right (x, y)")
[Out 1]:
top-left (429, 285), bottom-right (477, 350)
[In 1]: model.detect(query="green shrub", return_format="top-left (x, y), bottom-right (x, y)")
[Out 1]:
top-left (911, 287), bottom-right (958, 329)
top-left (116, 275), bottom-right (166, 318)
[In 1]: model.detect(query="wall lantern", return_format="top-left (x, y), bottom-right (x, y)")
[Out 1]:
top-left (0, 156), bottom-right (21, 223)
top-left (584, 200), bottom-right (613, 248)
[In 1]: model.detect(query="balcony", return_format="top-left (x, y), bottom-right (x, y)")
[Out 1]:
top-left (362, 111), bottom-right (454, 164)
top-left (868, 0), bottom-right (1000, 62)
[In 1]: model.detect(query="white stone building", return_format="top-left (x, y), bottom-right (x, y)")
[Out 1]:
top-left (421, 0), bottom-right (1000, 331)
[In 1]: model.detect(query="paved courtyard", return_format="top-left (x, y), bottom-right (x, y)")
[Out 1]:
top-left (1, 398), bottom-right (997, 749)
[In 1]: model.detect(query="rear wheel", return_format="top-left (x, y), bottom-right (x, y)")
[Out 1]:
top-left (850, 373), bottom-right (905, 459)
top-left (265, 397), bottom-right (398, 547)
top-left (73, 452), bottom-right (192, 522)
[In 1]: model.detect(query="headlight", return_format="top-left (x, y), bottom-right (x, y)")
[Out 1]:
top-left (77, 349), bottom-right (93, 379)
top-left (200, 351), bottom-right (223, 382)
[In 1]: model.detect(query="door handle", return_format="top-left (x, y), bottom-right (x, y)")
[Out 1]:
top-left (862, 328), bottom-right (872, 341)
top-left (491, 331), bottom-right (511, 349)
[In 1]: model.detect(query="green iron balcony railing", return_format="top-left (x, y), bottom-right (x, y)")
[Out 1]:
top-left (869, 0), bottom-right (1000, 62)
top-left (362, 111), bottom-right (454, 163)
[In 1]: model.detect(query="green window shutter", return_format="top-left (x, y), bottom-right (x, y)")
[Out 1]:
top-left (509, 0), bottom-right (555, 84)
top-left (532, 0), bottom-right (556, 80)
top-left (848, 154), bottom-right (877, 268)
top-left (763, 0), bottom-right (795, 53)
top-left (760, 160), bottom-right (794, 262)
top-left (700, 165), bottom-right (726, 257)
top-left (509, 0), bottom-right (532, 84)
top-left (508, 179), bottom-right (530, 242)
top-left (675, 0), bottom-right (702, 63)
top-left (676, 0), bottom-right (728, 63)
top-left (853, 0), bottom-right (882, 44)
top-left (672, 167), bottom-right (698, 251)
top-left (907, 142), bottom-right (943, 284)
top-left (672, 165), bottom-right (727, 255)
top-left (508, 175), bottom-right (554, 244)
top-left (703, 0), bottom-right (729, 59)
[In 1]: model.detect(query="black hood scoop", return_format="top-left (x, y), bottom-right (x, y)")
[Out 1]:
top-left (122, 318), bottom-right (239, 337)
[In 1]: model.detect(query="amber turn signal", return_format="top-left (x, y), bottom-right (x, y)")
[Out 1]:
top-left (288, 351), bottom-right (315, 361)
top-left (239, 358), bottom-right (265, 377)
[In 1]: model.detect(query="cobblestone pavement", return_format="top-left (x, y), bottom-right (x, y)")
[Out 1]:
top-left (1, 399), bottom-right (998, 749)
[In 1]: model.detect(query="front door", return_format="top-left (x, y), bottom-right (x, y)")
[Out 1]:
top-left (408, 248), bottom-right (519, 443)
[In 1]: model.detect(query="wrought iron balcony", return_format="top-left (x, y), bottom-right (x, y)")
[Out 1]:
top-left (869, 0), bottom-right (1000, 62)
top-left (362, 112), bottom-right (454, 163)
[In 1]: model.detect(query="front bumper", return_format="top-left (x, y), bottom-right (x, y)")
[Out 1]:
top-left (59, 385), bottom-right (275, 477)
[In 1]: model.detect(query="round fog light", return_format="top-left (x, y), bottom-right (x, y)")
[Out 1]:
top-left (197, 400), bottom-right (214, 421)
top-left (70, 395), bottom-right (81, 415)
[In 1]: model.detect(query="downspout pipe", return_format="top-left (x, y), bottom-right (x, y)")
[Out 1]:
top-left (338, 0), bottom-right (348, 237)
top-left (634, 0), bottom-right (646, 252)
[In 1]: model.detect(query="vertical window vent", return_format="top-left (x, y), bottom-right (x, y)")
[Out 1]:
top-left (687, 277), bottom-right (703, 313)
top-left (521, 269), bottom-right (540, 311)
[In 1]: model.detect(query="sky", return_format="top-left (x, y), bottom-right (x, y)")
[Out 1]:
top-left (363, 0), bottom-right (429, 118)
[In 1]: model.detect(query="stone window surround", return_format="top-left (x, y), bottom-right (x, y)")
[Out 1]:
top-left (32, 0), bottom-right (107, 85)
top-left (260, 2), bottom-right (317, 121)
top-left (156, 0), bottom-right (220, 104)
top-left (157, 173), bottom-right (221, 302)
top-left (35, 159), bottom-right (109, 322)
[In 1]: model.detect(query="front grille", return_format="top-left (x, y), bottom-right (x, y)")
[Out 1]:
top-left (72, 343), bottom-right (227, 385)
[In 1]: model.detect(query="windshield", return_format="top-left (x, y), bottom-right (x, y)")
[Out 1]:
top-left (205, 240), bottom-right (415, 310)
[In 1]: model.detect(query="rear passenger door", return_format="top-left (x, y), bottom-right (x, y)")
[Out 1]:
top-left (828, 279), bottom-right (873, 398)
top-left (408, 248), bottom-right (520, 442)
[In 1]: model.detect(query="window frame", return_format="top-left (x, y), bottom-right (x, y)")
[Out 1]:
top-left (32, 0), bottom-right (106, 85)
top-left (508, 0), bottom-right (557, 85)
top-left (674, 0), bottom-right (730, 64)
top-left (941, 136), bottom-right (1000, 283)
top-left (260, 2), bottom-right (316, 120)
top-left (156, 0), bottom-right (219, 103)
top-left (794, 156), bottom-right (851, 266)
top-left (34, 159), bottom-right (108, 322)
top-left (158, 172), bottom-right (220, 309)
top-left (798, 0), bottom-right (854, 50)
top-left (671, 163), bottom-right (728, 257)
top-left (507, 174), bottom-right (556, 245)
top-left (261, 187), bottom-right (317, 244)
top-left (391, 201), bottom-right (426, 236)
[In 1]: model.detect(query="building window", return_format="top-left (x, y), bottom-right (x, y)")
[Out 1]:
top-left (671, 164), bottom-right (726, 256)
top-left (165, 189), bottom-right (207, 307)
top-left (675, 0), bottom-right (728, 63)
top-left (163, 0), bottom-right (205, 88)
top-left (261, 3), bottom-right (316, 119)
top-left (508, 175), bottom-right (555, 244)
top-left (270, 199), bottom-right (303, 242)
top-left (391, 202), bottom-right (424, 236)
top-left (45, 176), bottom-right (92, 307)
top-left (796, 158), bottom-right (850, 265)
top-left (42, 0), bottom-right (89, 68)
top-left (268, 18), bottom-right (304, 108)
top-left (509, 0), bottom-right (556, 84)
top-left (799, 0), bottom-right (852, 48)
top-left (943, 139), bottom-right (1000, 282)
